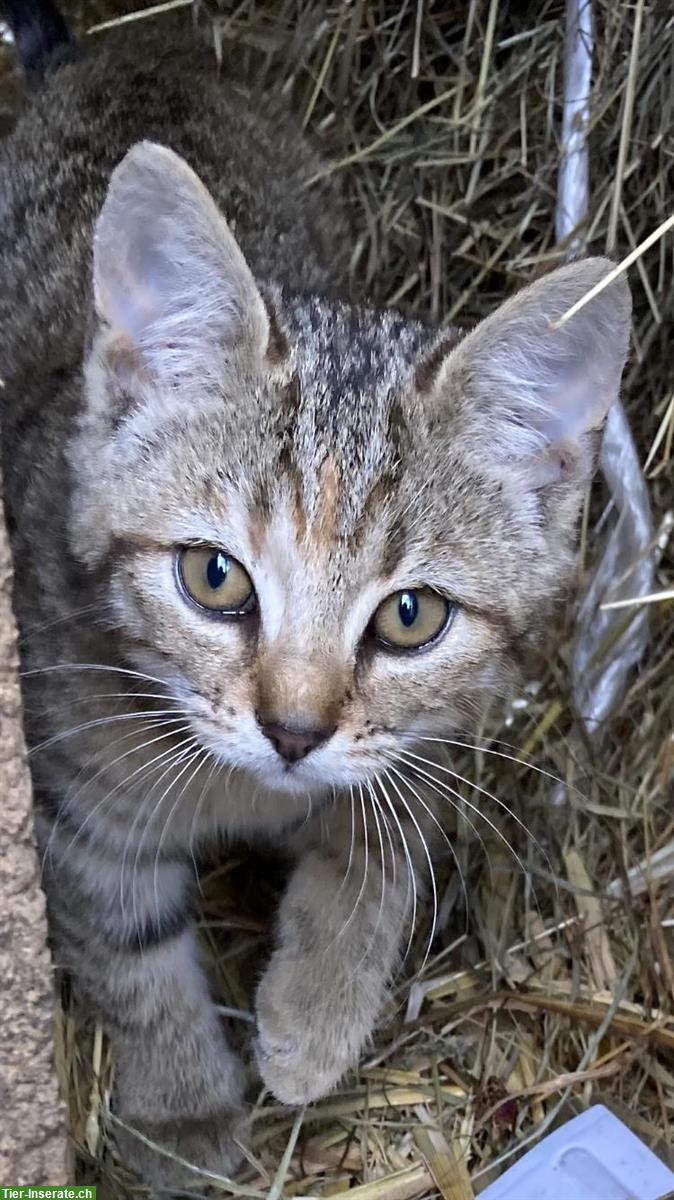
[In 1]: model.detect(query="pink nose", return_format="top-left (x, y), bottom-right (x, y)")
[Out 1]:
top-left (258, 719), bottom-right (334, 764)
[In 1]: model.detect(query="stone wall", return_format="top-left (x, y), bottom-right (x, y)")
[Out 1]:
top-left (0, 483), bottom-right (68, 1184)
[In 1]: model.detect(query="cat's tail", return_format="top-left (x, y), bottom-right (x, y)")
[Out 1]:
top-left (1, 0), bottom-right (78, 79)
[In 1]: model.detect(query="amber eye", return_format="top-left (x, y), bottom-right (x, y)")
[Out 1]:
top-left (177, 548), bottom-right (256, 615)
top-left (373, 588), bottom-right (452, 651)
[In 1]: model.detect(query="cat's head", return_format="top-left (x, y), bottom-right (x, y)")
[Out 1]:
top-left (70, 142), bottom-right (631, 804)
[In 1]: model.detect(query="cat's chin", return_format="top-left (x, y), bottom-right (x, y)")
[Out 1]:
top-left (240, 756), bottom-right (382, 800)
top-left (243, 761), bottom-right (334, 799)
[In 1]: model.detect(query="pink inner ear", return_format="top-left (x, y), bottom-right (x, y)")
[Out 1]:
top-left (104, 267), bottom-right (158, 342)
top-left (526, 441), bottom-right (577, 487)
top-left (534, 372), bottom-right (606, 445)
top-left (94, 142), bottom-right (270, 373)
top-left (101, 230), bottom-right (182, 344)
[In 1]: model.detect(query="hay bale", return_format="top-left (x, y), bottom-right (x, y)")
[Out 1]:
top-left (0, 481), bottom-right (68, 1185)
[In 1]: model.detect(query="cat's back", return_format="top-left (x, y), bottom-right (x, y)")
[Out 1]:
top-left (0, 15), bottom-right (347, 378)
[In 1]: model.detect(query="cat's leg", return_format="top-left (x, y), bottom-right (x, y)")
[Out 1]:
top-left (41, 825), bottom-right (245, 1187)
top-left (255, 805), bottom-right (416, 1104)
top-left (104, 930), bottom-right (246, 1186)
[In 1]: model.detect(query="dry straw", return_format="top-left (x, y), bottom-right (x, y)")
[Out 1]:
top-left (2, 0), bottom-right (672, 1196)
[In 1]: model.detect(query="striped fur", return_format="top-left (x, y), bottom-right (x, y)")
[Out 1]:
top-left (0, 8), bottom-right (631, 1187)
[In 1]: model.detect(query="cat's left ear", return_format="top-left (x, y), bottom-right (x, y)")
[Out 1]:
top-left (93, 141), bottom-right (270, 379)
top-left (420, 258), bottom-right (631, 489)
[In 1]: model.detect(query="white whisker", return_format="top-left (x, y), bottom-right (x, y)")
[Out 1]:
top-left (365, 781), bottom-right (387, 941)
top-left (62, 720), bottom-right (196, 816)
top-left (368, 779), bottom-right (397, 886)
top-left (152, 747), bottom-right (210, 929)
top-left (41, 721), bottom-right (195, 875)
top-left (373, 773), bottom-right (417, 964)
top-left (399, 754), bottom-right (540, 917)
top-left (415, 734), bottom-right (584, 799)
top-left (66, 733), bottom-right (198, 879)
top-left (28, 709), bottom-right (190, 757)
top-left (402, 748), bottom-right (550, 876)
top-left (335, 782), bottom-right (370, 940)
top-left (387, 764), bottom-right (469, 926)
top-left (21, 661), bottom-right (177, 691)
top-left (392, 755), bottom-right (493, 884)
top-left (129, 738), bottom-right (200, 941)
top-left (109, 732), bottom-right (200, 921)
top-left (28, 689), bottom-right (177, 718)
top-left (335, 785), bottom-right (357, 900)
top-left (188, 756), bottom-right (220, 889)
top-left (127, 736), bottom-right (199, 874)
top-left (384, 769), bottom-right (437, 971)
top-left (18, 601), bottom-right (115, 643)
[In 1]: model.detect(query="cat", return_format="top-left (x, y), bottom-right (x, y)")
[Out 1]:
top-left (0, 0), bottom-right (631, 1188)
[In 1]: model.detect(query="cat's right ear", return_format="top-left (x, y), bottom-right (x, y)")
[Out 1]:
top-left (417, 258), bottom-right (631, 495)
top-left (92, 141), bottom-right (270, 383)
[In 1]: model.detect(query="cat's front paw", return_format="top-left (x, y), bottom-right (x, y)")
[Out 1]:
top-left (113, 1027), bottom-right (247, 1186)
top-left (113, 1111), bottom-right (243, 1189)
top-left (255, 1019), bottom-right (344, 1105)
top-left (254, 955), bottom-right (359, 1105)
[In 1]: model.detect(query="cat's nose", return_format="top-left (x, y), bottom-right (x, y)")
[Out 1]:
top-left (258, 718), bottom-right (334, 764)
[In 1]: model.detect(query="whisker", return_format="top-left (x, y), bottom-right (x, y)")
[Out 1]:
top-left (400, 756), bottom-right (545, 921)
top-left (383, 769), bottom-right (438, 972)
top-left (344, 782), bottom-right (388, 979)
top-left (28, 709), bottom-right (190, 757)
top-left (115, 741), bottom-right (201, 907)
top-left (26, 689), bottom-right (177, 718)
top-left (303, 788), bottom-right (314, 828)
top-left (46, 735), bottom-right (197, 905)
top-left (188, 756), bottom-right (221, 890)
top-left (40, 722), bottom-right (196, 875)
top-left (415, 734), bottom-right (587, 801)
top-left (17, 600), bottom-right (115, 644)
top-left (401, 749), bottom-right (551, 879)
top-left (152, 747), bottom-right (210, 930)
top-left (60, 720), bottom-right (196, 815)
top-left (365, 781), bottom-right (387, 940)
top-left (128, 737), bottom-right (200, 939)
top-left (387, 764), bottom-right (469, 931)
top-left (21, 662), bottom-right (177, 691)
top-left (335, 785), bottom-right (357, 900)
top-left (373, 773), bottom-right (417, 965)
top-left (368, 780), bottom-right (397, 887)
top-left (335, 782), bottom-right (370, 941)
top-left (391, 755), bottom-right (493, 885)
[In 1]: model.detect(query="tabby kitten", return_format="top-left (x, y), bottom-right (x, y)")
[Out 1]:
top-left (0, 1), bottom-right (631, 1187)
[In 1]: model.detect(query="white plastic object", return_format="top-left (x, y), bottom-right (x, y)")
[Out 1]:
top-left (480, 1105), bottom-right (674, 1200)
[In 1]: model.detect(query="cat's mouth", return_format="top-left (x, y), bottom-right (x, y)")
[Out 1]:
top-left (192, 720), bottom-right (337, 795)
top-left (206, 731), bottom-right (380, 798)
top-left (247, 751), bottom-right (343, 796)
top-left (184, 703), bottom-right (397, 800)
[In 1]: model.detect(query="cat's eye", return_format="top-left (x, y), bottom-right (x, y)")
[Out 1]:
top-left (177, 547), bottom-right (256, 615)
top-left (373, 588), bottom-right (452, 651)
